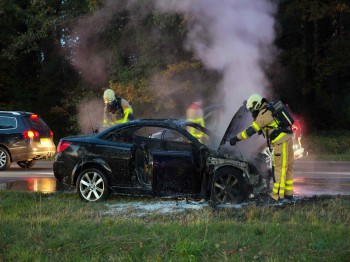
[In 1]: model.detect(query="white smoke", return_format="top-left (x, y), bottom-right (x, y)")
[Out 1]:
top-left (154, 0), bottom-right (277, 137)
top-left (77, 98), bottom-right (104, 134)
top-left (72, 0), bottom-right (278, 140)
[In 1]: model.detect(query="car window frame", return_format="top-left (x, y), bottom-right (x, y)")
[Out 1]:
top-left (102, 126), bottom-right (138, 144)
top-left (159, 129), bottom-right (191, 144)
top-left (100, 124), bottom-right (194, 151)
top-left (0, 116), bottom-right (18, 130)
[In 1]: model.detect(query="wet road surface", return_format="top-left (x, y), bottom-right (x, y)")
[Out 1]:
top-left (293, 161), bottom-right (350, 196)
top-left (0, 161), bottom-right (62, 193)
top-left (0, 160), bottom-right (349, 196)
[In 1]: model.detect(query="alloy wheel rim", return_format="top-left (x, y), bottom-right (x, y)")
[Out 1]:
top-left (262, 147), bottom-right (273, 169)
top-left (0, 151), bottom-right (6, 168)
top-left (213, 174), bottom-right (239, 203)
top-left (79, 172), bottom-right (105, 201)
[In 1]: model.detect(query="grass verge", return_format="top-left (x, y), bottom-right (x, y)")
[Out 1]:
top-left (303, 130), bottom-right (350, 161)
top-left (0, 191), bottom-right (349, 261)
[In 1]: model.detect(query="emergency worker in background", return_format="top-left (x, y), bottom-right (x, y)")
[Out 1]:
top-left (103, 89), bottom-right (134, 127)
top-left (229, 94), bottom-right (294, 201)
top-left (186, 99), bottom-right (205, 141)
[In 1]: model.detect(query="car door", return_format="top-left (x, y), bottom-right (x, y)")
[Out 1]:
top-left (98, 127), bottom-right (136, 186)
top-left (151, 128), bottom-right (202, 196)
top-left (0, 115), bottom-right (22, 154)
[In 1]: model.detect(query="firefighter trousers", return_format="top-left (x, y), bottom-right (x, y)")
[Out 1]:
top-left (270, 138), bottom-right (294, 200)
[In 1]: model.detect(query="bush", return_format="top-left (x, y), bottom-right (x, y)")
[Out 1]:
top-left (305, 130), bottom-right (350, 155)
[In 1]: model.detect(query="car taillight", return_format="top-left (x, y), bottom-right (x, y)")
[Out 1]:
top-left (50, 130), bottom-right (54, 138)
top-left (292, 124), bottom-right (299, 132)
top-left (30, 114), bottom-right (38, 119)
top-left (57, 141), bottom-right (71, 153)
top-left (23, 130), bottom-right (40, 139)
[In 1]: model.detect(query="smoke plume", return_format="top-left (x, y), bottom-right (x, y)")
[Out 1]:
top-left (77, 98), bottom-right (104, 134)
top-left (154, 0), bottom-right (277, 136)
top-left (71, 0), bottom-right (278, 142)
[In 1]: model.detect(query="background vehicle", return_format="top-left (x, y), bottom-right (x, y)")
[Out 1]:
top-left (54, 119), bottom-right (267, 203)
top-left (0, 111), bottom-right (56, 170)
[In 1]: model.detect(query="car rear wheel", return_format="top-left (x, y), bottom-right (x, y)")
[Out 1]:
top-left (77, 168), bottom-right (110, 202)
top-left (210, 167), bottom-right (246, 204)
top-left (0, 147), bottom-right (11, 171)
top-left (17, 160), bottom-right (36, 169)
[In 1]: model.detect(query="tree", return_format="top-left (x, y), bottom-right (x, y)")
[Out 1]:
top-left (0, 0), bottom-right (90, 140)
top-left (273, 0), bottom-right (350, 131)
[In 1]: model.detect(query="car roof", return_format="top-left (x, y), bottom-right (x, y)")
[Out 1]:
top-left (132, 118), bottom-right (189, 126)
top-left (96, 118), bottom-right (209, 138)
top-left (0, 111), bottom-right (35, 116)
top-left (102, 118), bottom-right (193, 128)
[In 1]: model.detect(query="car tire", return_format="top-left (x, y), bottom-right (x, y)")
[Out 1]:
top-left (77, 168), bottom-right (110, 202)
top-left (210, 167), bottom-right (246, 204)
top-left (17, 159), bottom-right (36, 169)
top-left (0, 147), bottom-right (11, 171)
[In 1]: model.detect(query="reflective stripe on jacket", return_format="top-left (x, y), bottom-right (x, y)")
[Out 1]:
top-left (237, 103), bottom-right (292, 144)
top-left (187, 117), bottom-right (205, 139)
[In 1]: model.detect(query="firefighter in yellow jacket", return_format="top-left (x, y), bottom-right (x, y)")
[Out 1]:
top-left (230, 94), bottom-right (294, 201)
top-left (186, 100), bottom-right (205, 141)
top-left (103, 89), bottom-right (134, 127)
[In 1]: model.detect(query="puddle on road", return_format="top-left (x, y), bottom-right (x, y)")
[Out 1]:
top-left (0, 178), bottom-right (71, 193)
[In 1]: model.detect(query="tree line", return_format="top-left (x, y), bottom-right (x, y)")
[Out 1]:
top-left (0, 0), bottom-right (349, 140)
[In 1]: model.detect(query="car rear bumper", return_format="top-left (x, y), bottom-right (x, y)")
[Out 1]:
top-left (11, 146), bottom-right (56, 162)
top-left (53, 160), bottom-right (73, 185)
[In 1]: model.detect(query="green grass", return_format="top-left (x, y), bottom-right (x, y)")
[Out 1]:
top-left (0, 191), bottom-right (349, 261)
top-left (303, 130), bottom-right (350, 161)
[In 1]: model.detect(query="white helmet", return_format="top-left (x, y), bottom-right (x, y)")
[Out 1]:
top-left (246, 93), bottom-right (262, 112)
top-left (103, 89), bottom-right (115, 103)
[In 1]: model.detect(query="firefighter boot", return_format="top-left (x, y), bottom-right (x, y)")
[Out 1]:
top-left (269, 192), bottom-right (280, 201)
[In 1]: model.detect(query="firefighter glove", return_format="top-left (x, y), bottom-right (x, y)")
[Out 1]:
top-left (230, 136), bottom-right (239, 146)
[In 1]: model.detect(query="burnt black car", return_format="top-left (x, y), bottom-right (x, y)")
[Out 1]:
top-left (0, 111), bottom-right (56, 170)
top-left (54, 112), bottom-right (268, 203)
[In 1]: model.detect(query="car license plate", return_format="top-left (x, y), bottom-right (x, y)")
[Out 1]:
top-left (40, 138), bottom-right (51, 146)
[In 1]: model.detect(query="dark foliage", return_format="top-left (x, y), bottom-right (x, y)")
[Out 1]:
top-left (0, 0), bottom-right (349, 143)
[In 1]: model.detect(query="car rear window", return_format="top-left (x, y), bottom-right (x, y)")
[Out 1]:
top-left (25, 115), bottom-right (49, 130)
top-left (0, 116), bottom-right (17, 129)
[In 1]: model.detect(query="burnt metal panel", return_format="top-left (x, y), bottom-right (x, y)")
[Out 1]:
top-left (152, 150), bottom-right (201, 196)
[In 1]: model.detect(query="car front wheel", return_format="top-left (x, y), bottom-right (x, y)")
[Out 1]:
top-left (210, 167), bottom-right (246, 204)
top-left (0, 147), bottom-right (11, 171)
top-left (17, 160), bottom-right (36, 169)
top-left (77, 168), bottom-right (110, 202)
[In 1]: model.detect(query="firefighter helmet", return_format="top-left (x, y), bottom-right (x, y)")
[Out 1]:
top-left (246, 93), bottom-right (262, 112)
top-left (103, 89), bottom-right (115, 104)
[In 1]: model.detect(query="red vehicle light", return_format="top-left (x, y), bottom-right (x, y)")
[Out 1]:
top-left (23, 130), bottom-right (40, 139)
top-left (57, 141), bottom-right (71, 153)
top-left (292, 124), bottom-right (299, 132)
top-left (50, 130), bottom-right (54, 138)
top-left (30, 114), bottom-right (38, 119)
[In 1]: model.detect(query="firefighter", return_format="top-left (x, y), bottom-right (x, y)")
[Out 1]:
top-left (103, 89), bottom-right (134, 127)
top-left (186, 99), bottom-right (205, 140)
top-left (229, 94), bottom-right (294, 201)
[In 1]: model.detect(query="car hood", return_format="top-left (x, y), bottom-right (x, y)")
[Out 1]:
top-left (217, 103), bottom-right (266, 159)
top-left (218, 103), bottom-right (250, 148)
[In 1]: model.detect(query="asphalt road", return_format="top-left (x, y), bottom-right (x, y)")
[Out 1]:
top-left (0, 160), bottom-right (350, 196)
